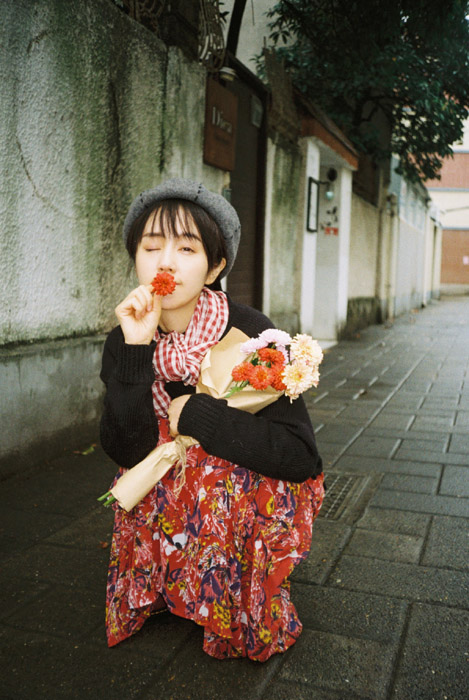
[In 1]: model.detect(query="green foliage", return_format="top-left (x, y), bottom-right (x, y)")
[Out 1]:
top-left (265, 0), bottom-right (469, 182)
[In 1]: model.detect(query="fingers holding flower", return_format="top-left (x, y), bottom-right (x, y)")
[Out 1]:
top-left (115, 284), bottom-right (162, 345)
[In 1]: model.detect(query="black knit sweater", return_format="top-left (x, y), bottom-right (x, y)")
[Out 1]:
top-left (99, 295), bottom-right (323, 483)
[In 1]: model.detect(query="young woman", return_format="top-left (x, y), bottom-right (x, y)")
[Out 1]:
top-left (100, 178), bottom-right (324, 661)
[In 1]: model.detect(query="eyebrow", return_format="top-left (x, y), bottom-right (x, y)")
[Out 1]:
top-left (142, 231), bottom-right (202, 242)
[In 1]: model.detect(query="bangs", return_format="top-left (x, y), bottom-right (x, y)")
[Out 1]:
top-left (144, 201), bottom-right (201, 241)
top-left (126, 198), bottom-right (227, 280)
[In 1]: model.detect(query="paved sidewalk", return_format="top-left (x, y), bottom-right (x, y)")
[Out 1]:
top-left (1, 296), bottom-right (468, 700)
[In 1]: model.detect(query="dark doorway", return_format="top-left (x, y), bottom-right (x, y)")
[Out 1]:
top-left (224, 62), bottom-right (267, 310)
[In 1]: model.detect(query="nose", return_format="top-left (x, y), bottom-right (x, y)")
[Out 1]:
top-left (158, 240), bottom-right (176, 272)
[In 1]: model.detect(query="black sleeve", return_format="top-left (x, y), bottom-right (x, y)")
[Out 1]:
top-left (99, 327), bottom-right (160, 468)
top-left (178, 391), bottom-right (322, 483)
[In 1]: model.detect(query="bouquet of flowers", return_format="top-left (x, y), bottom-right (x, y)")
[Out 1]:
top-left (98, 275), bottom-right (323, 512)
top-left (227, 328), bottom-right (323, 402)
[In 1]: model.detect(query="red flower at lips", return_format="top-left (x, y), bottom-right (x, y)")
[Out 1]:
top-left (151, 272), bottom-right (176, 296)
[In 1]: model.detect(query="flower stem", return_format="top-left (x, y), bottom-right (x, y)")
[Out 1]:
top-left (225, 380), bottom-right (249, 399)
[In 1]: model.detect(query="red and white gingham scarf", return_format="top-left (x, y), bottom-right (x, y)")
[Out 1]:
top-left (151, 288), bottom-right (229, 417)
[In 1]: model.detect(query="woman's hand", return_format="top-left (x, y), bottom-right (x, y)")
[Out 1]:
top-left (168, 395), bottom-right (191, 437)
top-left (115, 284), bottom-right (162, 345)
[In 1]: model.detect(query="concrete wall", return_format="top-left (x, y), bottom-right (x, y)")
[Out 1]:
top-left (263, 138), bottom-right (305, 334)
top-left (348, 194), bottom-right (379, 300)
top-left (0, 0), bottom-right (224, 469)
top-left (0, 0), bottom-right (222, 347)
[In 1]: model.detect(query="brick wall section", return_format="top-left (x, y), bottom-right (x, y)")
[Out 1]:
top-left (441, 230), bottom-right (469, 283)
top-left (427, 152), bottom-right (469, 189)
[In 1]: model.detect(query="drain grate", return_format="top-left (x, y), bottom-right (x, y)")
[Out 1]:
top-left (319, 473), bottom-right (369, 520)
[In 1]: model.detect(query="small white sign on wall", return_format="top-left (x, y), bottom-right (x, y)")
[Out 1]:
top-left (463, 255), bottom-right (469, 265)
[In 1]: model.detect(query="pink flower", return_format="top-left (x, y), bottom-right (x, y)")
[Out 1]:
top-left (240, 337), bottom-right (266, 355)
top-left (258, 329), bottom-right (292, 347)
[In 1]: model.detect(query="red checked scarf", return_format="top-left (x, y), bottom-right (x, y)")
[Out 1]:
top-left (151, 288), bottom-right (229, 417)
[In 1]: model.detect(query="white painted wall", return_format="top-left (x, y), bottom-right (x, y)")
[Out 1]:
top-left (300, 139), bottom-right (320, 334)
top-left (313, 166), bottom-right (352, 341)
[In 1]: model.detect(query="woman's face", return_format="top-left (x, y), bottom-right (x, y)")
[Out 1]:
top-left (135, 207), bottom-right (225, 325)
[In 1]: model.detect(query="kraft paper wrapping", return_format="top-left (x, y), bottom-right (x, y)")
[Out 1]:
top-left (109, 327), bottom-right (282, 512)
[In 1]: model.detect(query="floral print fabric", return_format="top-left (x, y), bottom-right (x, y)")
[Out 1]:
top-left (105, 419), bottom-right (324, 661)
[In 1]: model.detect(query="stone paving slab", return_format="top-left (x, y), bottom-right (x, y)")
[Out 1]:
top-left (333, 454), bottom-right (443, 477)
top-left (448, 432), bottom-right (469, 453)
top-left (344, 528), bottom-right (423, 563)
top-left (356, 506), bottom-right (430, 536)
top-left (0, 619), bottom-right (192, 700)
top-left (0, 505), bottom-right (72, 556)
top-left (421, 515), bottom-right (469, 570)
top-left (346, 436), bottom-right (401, 458)
top-left (261, 680), bottom-right (368, 700)
top-left (330, 555), bottom-right (469, 608)
top-left (439, 465), bottom-right (469, 497)
top-left (43, 506), bottom-right (115, 549)
top-left (1, 583), bottom-right (104, 640)
top-left (291, 583), bottom-right (407, 643)
top-left (370, 488), bottom-right (469, 517)
top-left (138, 632), bottom-right (283, 700)
top-left (411, 415), bottom-right (457, 431)
top-left (0, 542), bottom-right (110, 591)
top-left (292, 520), bottom-right (351, 585)
top-left (363, 427), bottom-right (450, 446)
top-left (390, 604), bottom-right (469, 700)
top-left (379, 473), bottom-right (438, 494)
top-left (277, 629), bottom-right (395, 700)
top-left (393, 445), bottom-right (468, 465)
top-left (366, 413), bottom-right (415, 430)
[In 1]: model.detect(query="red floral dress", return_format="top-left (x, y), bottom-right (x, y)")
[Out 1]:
top-left (105, 419), bottom-right (324, 661)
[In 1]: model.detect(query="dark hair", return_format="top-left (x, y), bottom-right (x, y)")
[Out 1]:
top-left (125, 198), bottom-right (227, 287)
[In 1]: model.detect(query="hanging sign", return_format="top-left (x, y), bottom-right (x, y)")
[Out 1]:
top-left (203, 78), bottom-right (238, 171)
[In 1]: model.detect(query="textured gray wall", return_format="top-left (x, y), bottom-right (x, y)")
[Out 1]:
top-left (0, 0), bottom-right (224, 469)
top-left (0, 0), bottom-right (223, 345)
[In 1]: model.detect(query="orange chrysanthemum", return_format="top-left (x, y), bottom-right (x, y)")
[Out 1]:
top-left (270, 368), bottom-right (287, 392)
top-left (151, 272), bottom-right (176, 296)
top-left (258, 347), bottom-right (285, 367)
top-left (249, 365), bottom-right (273, 391)
top-left (231, 363), bottom-right (254, 383)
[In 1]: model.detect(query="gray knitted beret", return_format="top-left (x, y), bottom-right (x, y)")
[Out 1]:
top-left (123, 178), bottom-right (241, 278)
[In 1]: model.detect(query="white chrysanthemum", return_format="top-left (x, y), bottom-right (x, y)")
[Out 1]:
top-left (291, 334), bottom-right (324, 366)
top-left (282, 361), bottom-right (317, 401)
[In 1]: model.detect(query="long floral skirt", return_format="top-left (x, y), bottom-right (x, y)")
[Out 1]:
top-left (105, 420), bottom-right (324, 661)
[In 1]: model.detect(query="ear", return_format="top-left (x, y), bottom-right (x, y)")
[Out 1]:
top-left (206, 257), bottom-right (226, 285)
